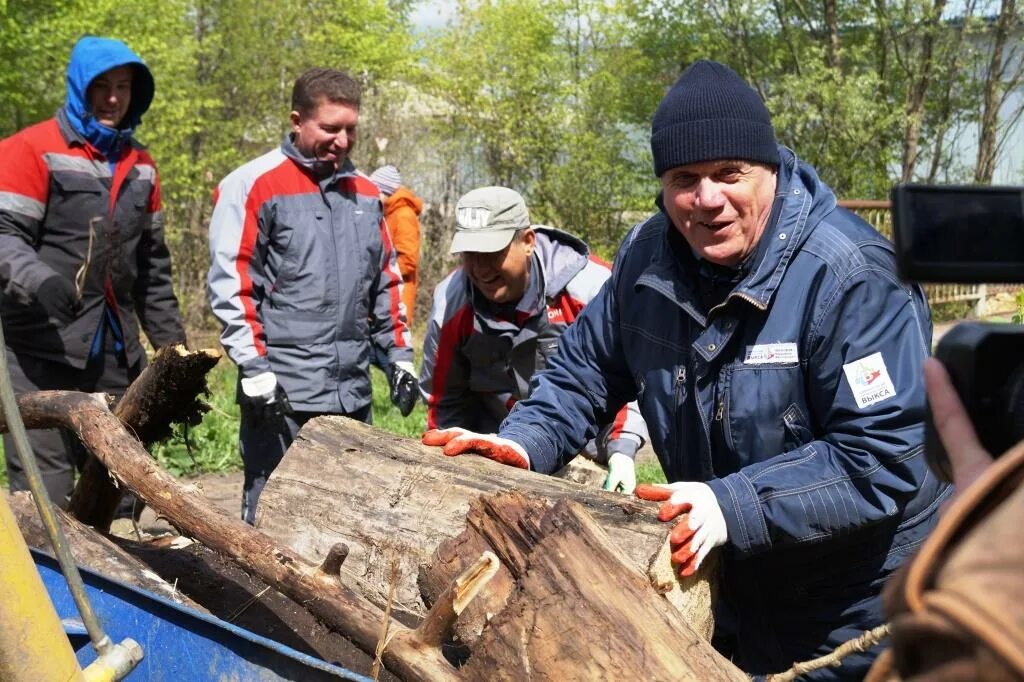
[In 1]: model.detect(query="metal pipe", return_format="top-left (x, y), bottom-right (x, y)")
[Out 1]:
top-left (0, 323), bottom-right (111, 654)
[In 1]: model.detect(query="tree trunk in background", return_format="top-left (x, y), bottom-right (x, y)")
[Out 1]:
top-left (975, 0), bottom-right (1019, 183)
top-left (900, 0), bottom-right (948, 182)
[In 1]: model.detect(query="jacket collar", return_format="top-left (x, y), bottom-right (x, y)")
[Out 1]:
top-left (638, 146), bottom-right (836, 316)
top-left (281, 134), bottom-right (357, 186)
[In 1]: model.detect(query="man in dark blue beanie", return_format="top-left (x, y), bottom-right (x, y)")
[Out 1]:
top-left (422, 59), bottom-right (947, 680)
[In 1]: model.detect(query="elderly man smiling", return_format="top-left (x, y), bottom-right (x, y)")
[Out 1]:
top-left (423, 60), bottom-right (949, 679)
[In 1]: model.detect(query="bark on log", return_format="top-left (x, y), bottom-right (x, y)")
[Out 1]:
top-left (1, 391), bottom-right (460, 682)
top-left (257, 416), bottom-right (716, 642)
top-left (7, 490), bottom-right (203, 611)
top-left (68, 344), bottom-right (221, 530)
top-left (452, 492), bottom-right (746, 681)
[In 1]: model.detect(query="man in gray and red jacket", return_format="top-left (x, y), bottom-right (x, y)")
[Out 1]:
top-left (420, 187), bottom-right (648, 492)
top-left (207, 68), bottom-right (415, 524)
top-left (0, 36), bottom-right (185, 507)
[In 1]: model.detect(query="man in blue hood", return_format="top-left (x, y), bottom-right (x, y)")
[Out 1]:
top-left (423, 60), bottom-right (950, 679)
top-left (0, 36), bottom-right (185, 511)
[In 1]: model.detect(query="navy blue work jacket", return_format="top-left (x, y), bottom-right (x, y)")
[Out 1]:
top-left (500, 147), bottom-right (949, 678)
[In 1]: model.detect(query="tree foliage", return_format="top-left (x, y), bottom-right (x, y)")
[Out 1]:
top-left (2, 0), bottom-right (1020, 329)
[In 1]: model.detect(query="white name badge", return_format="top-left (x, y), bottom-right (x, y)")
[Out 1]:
top-left (744, 342), bottom-right (799, 364)
top-left (843, 352), bottom-right (898, 408)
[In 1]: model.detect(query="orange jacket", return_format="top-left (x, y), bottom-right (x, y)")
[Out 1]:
top-left (383, 186), bottom-right (423, 325)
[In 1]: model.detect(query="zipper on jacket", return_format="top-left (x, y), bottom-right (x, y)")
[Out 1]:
top-left (709, 290), bottom-right (767, 318)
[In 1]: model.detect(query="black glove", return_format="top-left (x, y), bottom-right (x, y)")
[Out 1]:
top-left (36, 275), bottom-right (79, 324)
top-left (262, 384), bottom-right (294, 423)
top-left (389, 361), bottom-right (420, 417)
top-left (241, 372), bottom-right (294, 425)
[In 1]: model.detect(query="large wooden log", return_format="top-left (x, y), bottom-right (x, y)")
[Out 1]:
top-left (68, 345), bottom-right (221, 529)
top-left (450, 492), bottom-right (746, 681)
top-left (2, 391), bottom-right (461, 682)
top-left (257, 416), bottom-right (716, 640)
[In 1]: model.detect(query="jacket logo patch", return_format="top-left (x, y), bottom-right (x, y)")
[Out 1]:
top-left (744, 342), bottom-right (798, 364)
top-left (843, 352), bottom-right (897, 408)
top-left (546, 307), bottom-right (566, 323)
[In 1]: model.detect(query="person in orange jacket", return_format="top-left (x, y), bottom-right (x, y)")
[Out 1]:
top-left (370, 166), bottom-right (423, 326)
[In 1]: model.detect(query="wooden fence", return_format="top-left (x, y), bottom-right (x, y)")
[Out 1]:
top-left (839, 200), bottom-right (990, 315)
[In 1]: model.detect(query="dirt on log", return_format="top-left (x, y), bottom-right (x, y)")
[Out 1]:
top-left (256, 416), bottom-right (717, 641)
top-left (68, 344), bottom-right (221, 530)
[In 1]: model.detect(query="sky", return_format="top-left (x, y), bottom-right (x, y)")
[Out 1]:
top-left (410, 0), bottom-right (455, 31)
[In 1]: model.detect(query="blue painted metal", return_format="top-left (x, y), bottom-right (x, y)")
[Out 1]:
top-left (32, 548), bottom-right (374, 681)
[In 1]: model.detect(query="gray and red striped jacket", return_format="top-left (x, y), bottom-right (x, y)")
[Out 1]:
top-left (420, 227), bottom-right (646, 458)
top-left (207, 137), bottom-right (412, 413)
top-left (0, 109), bottom-right (184, 367)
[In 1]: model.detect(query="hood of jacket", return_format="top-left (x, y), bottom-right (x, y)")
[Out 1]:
top-left (532, 225), bottom-right (590, 298)
top-left (384, 186), bottom-right (423, 215)
top-left (64, 36), bottom-right (154, 157)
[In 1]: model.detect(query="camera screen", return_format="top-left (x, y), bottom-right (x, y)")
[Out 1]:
top-left (892, 184), bottom-right (1024, 282)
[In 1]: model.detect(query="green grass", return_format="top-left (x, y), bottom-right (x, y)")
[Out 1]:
top-left (151, 361), bottom-right (429, 477)
top-left (636, 459), bottom-right (667, 485)
top-left (149, 360), bottom-right (243, 477)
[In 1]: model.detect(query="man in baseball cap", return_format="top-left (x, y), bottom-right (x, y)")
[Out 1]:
top-left (420, 186), bottom-right (648, 493)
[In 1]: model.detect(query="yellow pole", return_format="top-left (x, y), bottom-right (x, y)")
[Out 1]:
top-left (0, 489), bottom-right (85, 682)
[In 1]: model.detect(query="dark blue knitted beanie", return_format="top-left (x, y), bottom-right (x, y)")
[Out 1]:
top-left (651, 60), bottom-right (779, 176)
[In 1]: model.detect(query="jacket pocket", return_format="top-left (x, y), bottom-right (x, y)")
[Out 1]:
top-left (725, 362), bottom-right (807, 466)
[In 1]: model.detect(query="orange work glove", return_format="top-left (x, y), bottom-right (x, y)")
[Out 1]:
top-left (421, 428), bottom-right (530, 470)
top-left (636, 482), bottom-right (727, 578)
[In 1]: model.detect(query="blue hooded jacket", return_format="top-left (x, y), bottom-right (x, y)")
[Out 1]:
top-left (63, 36), bottom-right (154, 158)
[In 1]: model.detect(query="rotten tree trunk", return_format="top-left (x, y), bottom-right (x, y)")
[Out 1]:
top-left (451, 492), bottom-right (746, 681)
top-left (257, 416), bottom-right (717, 641)
top-left (7, 490), bottom-right (203, 611)
top-left (2, 391), bottom-right (461, 682)
top-left (67, 344), bottom-right (221, 530)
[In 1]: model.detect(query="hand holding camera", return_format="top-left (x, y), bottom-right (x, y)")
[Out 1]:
top-left (893, 184), bottom-right (1024, 482)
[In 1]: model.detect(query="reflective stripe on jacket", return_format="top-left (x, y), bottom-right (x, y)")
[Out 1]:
top-left (498, 148), bottom-right (949, 676)
top-left (207, 140), bottom-right (412, 413)
top-left (420, 227), bottom-right (647, 452)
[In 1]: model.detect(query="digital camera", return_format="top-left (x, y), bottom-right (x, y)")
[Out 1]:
top-left (891, 184), bottom-right (1024, 482)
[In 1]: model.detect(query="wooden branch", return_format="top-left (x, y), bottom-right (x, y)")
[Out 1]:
top-left (452, 492), bottom-right (747, 681)
top-left (411, 551), bottom-right (499, 648)
top-left (2, 391), bottom-right (461, 682)
top-left (6, 490), bottom-right (203, 611)
top-left (68, 344), bottom-right (221, 530)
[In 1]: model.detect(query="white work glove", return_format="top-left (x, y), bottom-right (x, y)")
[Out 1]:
top-left (635, 481), bottom-right (727, 577)
top-left (240, 371), bottom-right (292, 421)
top-left (421, 427), bottom-right (530, 470)
top-left (603, 452), bottom-right (637, 494)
